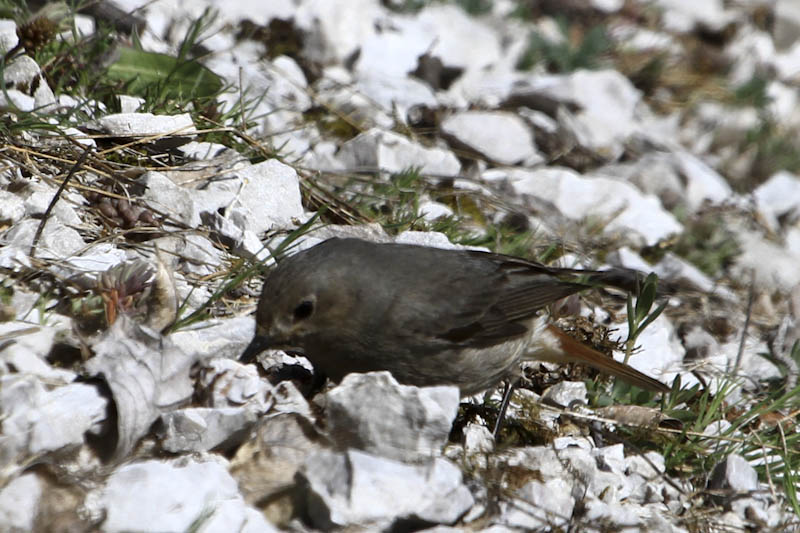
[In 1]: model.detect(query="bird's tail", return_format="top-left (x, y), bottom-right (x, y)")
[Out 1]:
top-left (526, 323), bottom-right (670, 393)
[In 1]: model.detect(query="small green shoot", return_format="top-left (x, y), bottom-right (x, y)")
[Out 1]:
top-left (517, 18), bottom-right (611, 72)
top-left (587, 272), bottom-right (667, 406)
top-left (731, 76), bottom-right (770, 109)
top-left (624, 272), bottom-right (667, 365)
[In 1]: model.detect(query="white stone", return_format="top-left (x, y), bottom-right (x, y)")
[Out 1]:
top-left (625, 451), bottom-right (667, 479)
top-left (355, 73), bottom-right (438, 115)
top-left (356, 3), bottom-right (502, 81)
top-left (159, 407), bottom-right (261, 453)
top-left (395, 230), bottom-right (486, 251)
top-left (501, 478), bottom-right (575, 530)
top-left (611, 314), bottom-right (686, 390)
top-left (337, 128), bottom-right (461, 177)
top-left (419, 200), bottom-right (454, 221)
top-left (446, 51), bottom-right (520, 107)
top-left (141, 171), bottom-right (200, 227)
top-left (542, 381), bottom-right (587, 407)
top-left (774, 41), bottom-right (800, 83)
top-left (355, 20), bottom-right (431, 80)
top-left (90, 457), bottom-right (277, 533)
top-left (0, 245), bottom-right (31, 271)
top-left (692, 102), bottom-right (760, 149)
top-left (510, 70), bottom-right (642, 159)
top-left (500, 167), bottom-right (683, 246)
top-left (709, 455), bottom-right (758, 493)
top-left (734, 230), bottom-right (800, 291)
top-left (85, 317), bottom-right (199, 460)
top-left (582, 499), bottom-right (642, 528)
top-left (3, 55), bottom-right (41, 87)
top-left (774, 0), bottom-right (800, 51)
top-left (725, 28), bottom-right (776, 85)
top-left (654, 0), bottom-right (735, 33)
top-left (0, 473), bottom-right (41, 531)
top-left (787, 227), bottom-right (800, 258)
top-left (313, 80), bottom-right (395, 131)
top-left (464, 423), bottom-right (494, 454)
top-left (197, 357), bottom-right (272, 408)
top-left (1, 376), bottom-right (107, 461)
top-left (754, 171), bottom-right (800, 221)
top-left (441, 111), bottom-right (542, 166)
top-left (653, 253), bottom-right (733, 297)
top-left (0, 19), bottom-right (18, 52)
top-left (301, 449), bottom-right (474, 529)
top-left (294, 0), bottom-right (382, 64)
top-left (674, 151), bottom-right (732, 211)
top-left (23, 182), bottom-right (83, 226)
top-left (171, 316), bottom-right (260, 365)
top-left (720, 336), bottom-right (781, 389)
top-left (0, 89), bottom-right (33, 111)
top-left (178, 141), bottom-right (230, 160)
top-left (60, 127), bottom-right (96, 147)
top-left (614, 26), bottom-right (677, 53)
top-left (33, 78), bottom-right (56, 109)
top-left (71, 14), bottom-right (95, 37)
top-left (0, 323), bottom-right (72, 382)
top-left (326, 371), bottom-right (460, 461)
top-left (415, 4), bottom-right (502, 71)
top-left (91, 112), bottom-right (197, 137)
top-left (226, 159), bottom-right (305, 235)
top-left (703, 419), bottom-right (733, 438)
top-left (591, 0), bottom-right (624, 13)
top-left (0, 191), bottom-right (24, 224)
top-left (592, 153), bottom-right (684, 209)
top-left (605, 247), bottom-right (653, 273)
top-left (2, 218), bottom-right (86, 260)
top-left (117, 95), bottom-right (145, 113)
top-left (766, 81), bottom-right (800, 129)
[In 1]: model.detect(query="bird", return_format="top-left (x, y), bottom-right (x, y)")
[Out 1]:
top-left (240, 237), bottom-right (670, 396)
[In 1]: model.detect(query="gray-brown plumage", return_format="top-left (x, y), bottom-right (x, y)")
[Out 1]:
top-left (241, 238), bottom-right (669, 396)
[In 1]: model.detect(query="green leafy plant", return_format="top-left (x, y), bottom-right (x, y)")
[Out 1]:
top-left (732, 76), bottom-right (770, 109)
top-left (744, 119), bottom-right (800, 185)
top-left (624, 272), bottom-right (667, 365)
top-left (345, 167), bottom-right (465, 239)
top-left (383, 0), bottom-right (429, 13)
top-left (586, 273), bottom-right (669, 407)
top-left (517, 18), bottom-right (611, 72)
top-left (455, 0), bottom-right (493, 15)
top-left (105, 46), bottom-right (223, 103)
top-left (384, 0), bottom-right (491, 16)
top-left (668, 210), bottom-right (741, 277)
top-left (106, 9), bottom-right (223, 106)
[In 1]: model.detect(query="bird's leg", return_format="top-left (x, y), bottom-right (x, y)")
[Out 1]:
top-left (492, 379), bottom-right (519, 439)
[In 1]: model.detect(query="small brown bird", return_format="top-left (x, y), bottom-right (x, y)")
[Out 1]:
top-left (241, 238), bottom-right (669, 396)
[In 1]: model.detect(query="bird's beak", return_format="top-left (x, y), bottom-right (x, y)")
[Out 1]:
top-left (240, 335), bottom-right (272, 364)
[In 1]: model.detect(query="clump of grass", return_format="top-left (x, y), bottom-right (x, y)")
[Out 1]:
top-left (666, 209), bottom-right (741, 278)
top-left (344, 168), bottom-right (466, 238)
top-left (169, 211), bottom-right (323, 332)
top-left (384, 0), bottom-right (492, 15)
top-left (6, 6), bottom-right (266, 154)
top-left (743, 119), bottom-right (800, 186)
top-left (455, 0), bottom-right (493, 16)
top-left (517, 17), bottom-right (611, 72)
top-left (731, 76), bottom-right (770, 109)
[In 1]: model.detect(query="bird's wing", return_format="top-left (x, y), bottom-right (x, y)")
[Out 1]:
top-left (395, 252), bottom-right (591, 349)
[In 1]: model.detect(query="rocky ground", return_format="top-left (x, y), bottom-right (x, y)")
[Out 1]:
top-left (1, 0), bottom-right (800, 531)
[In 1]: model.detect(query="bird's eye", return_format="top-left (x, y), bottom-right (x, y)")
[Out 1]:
top-left (293, 300), bottom-right (314, 321)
